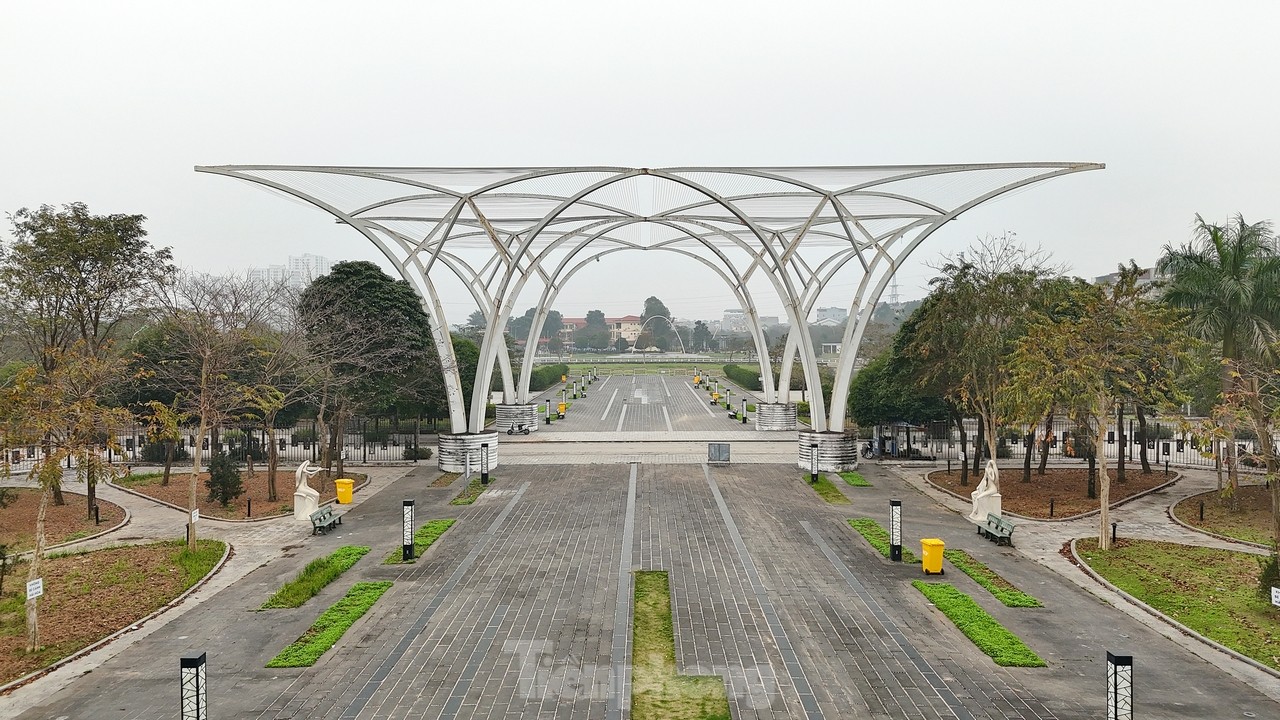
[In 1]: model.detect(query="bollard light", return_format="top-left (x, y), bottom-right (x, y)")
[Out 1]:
top-left (545, 399), bottom-right (552, 424)
top-left (889, 500), bottom-right (903, 562)
top-left (809, 442), bottom-right (818, 484)
top-left (740, 399), bottom-right (747, 424)
top-left (1049, 498), bottom-right (1055, 518)
top-left (481, 443), bottom-right (490, 485)
top-left (1111, 521), bottom-right (1118, 544)
top-left (180, 652), bottom-right (207, 720)
top-left (402, 499), bottom-right (415, 561)
top-left (1106, 652), bottom-right (1133, 720)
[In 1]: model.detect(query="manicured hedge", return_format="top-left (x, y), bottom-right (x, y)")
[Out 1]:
top-left (530, 363), bottom-right (570, 391)
top-left (721, 364), bottom-right (762, 391)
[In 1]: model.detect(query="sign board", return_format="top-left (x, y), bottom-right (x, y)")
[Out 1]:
top-left (707, 443), bottom-right (730, 464)
top-left (27, 578), bottom-right (43, 600)
top-left (190, 509), bottom-right (199, 524)
top-left (1271, 586), bottom-right (1280, 607)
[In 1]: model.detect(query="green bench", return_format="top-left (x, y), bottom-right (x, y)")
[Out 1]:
top-left (978, 512), bottom-right (1015, 546)
top-left (309, 506), bottom-right (345, 535)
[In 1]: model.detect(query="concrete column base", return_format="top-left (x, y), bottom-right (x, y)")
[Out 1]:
top-left (755, 402), bottom-right (798, 431)
top-left (438, 431), bottom-right (500, 472)
top-left (494, 403), bottom-right (539, 434)
top-left (797, 430), bottom-right (859, 472)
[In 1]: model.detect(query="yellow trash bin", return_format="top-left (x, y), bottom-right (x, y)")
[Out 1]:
top-left (335, 478), bottom-right (354, 504)
top-left (921, 538), bottom-right (945, 575)
top-left (694, 375), bottom-right (701, 385)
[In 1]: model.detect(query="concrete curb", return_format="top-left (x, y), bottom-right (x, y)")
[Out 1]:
top-left (0, 539), bottom-right (234, 696)
top-left (1165, 489), bottom-right (1272, 552)
top-left (1068, 537), bottom-right (1280, 682)
top-left (104, 475), bottom-right (372, 523)
top-left (924, 472), bottom-right (1182, 523)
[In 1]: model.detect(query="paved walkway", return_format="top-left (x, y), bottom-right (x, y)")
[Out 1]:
top-left (886, 462), bottom-right (1280, 703)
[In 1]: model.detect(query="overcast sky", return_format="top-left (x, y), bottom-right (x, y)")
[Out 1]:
top-left (3, 1), bottom-right (1277, 325)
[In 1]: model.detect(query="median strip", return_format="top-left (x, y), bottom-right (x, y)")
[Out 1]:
top-left (847, 518), bottom-right (918, 563)
top-left (912, 581), bottom-right (1046, 667)
top-left (942, 548), bottom-right (1041, 607)
top-left (384, 519), bottom-right (456, 564)
top-left (266, 581), bottom-right (393, 667)
top-left (632, 571), bottom-right (731, 720)
top-left (261, 545), bottom-right (371, 609)
top-left (806, 474), bottom-right (851, 505)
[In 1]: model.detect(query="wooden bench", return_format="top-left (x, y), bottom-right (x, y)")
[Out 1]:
top-left (309, 506), bottom-right (345, 535)
top-left (977, 513), bottom-right (1015, 546)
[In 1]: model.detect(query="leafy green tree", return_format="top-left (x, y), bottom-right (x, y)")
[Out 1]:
top-left (575, 310), bottom-right (611, 350)
top-left (204, 450), bottom-right (244, 507)
top-left (1010, 265), bottom-right (1189, 550)
top-left (692, 320), bottom-right (712, 352)
top-left (298, 262), bottom-right (444, 477)
top-left (1158, 214), bottom-right (1280, 490)
top-left (465, 309), bottom-right (486, 329)
top-left (641, 296), bottom-right (676, 349)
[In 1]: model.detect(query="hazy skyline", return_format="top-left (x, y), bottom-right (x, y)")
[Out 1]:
top-left (3, 1), bottom-right (1277, 326)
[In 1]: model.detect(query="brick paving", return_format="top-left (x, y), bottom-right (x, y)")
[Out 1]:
top-left (4, 384), bottom-right (1280, 718)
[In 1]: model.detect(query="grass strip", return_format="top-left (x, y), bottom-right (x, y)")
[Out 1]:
top-left (1077, 537), bottom-right (1280, 671)
top-left (806, 474), bottom-right (851, 505)
top-left (848, 518), bottom-right (918, 563)
top-left (383, 519), bottom-right (456, 564)
top-left (265, 581), bottom-right (392, 667)
top-left (942, 548), bottom-right (1042, 607)
top-left (260, 546), bottom-right (371, 609)
top-left (450, 476), bottom-right (488, 505)
top-left (839, 471), bottom-right (872, 487)
top-left (912, 581), bottom-right (1046, 667)
top-left (632, 571), bottom-right (731, 720)
top-left (430, 472), bottom-right (460, 488)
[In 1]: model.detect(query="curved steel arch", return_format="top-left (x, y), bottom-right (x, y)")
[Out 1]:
top-left (195, 163), bottom-right (1104, 435)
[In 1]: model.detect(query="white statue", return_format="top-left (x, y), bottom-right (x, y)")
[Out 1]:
top-left (967, 459), bottom-right (1003, 524)
top-left (293, 460), bottom-right (322, 522)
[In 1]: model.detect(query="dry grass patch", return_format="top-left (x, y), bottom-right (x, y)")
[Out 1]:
top-left (928, 467), bottom-right (1170, 518)
top-left (115, 470), bottom-right (366, 519)
top-left (0, 490), bottom-right (125, 553)
top-left (1172, 485), bottom-right (1274, 546)
top-left (632, 571), bottom-right (730, 720)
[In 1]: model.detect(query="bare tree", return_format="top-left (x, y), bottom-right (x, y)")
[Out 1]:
top-left (149, 271), bottom-right (274, 550)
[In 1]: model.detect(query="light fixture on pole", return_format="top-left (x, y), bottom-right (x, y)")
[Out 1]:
top-left (481, 442), bottom-right (490, 485)
top-left (1106, 652), bottom-right (1133, 720)
top-left (809, 443), bottom-right (818, 484)
top-left (180, 652), bottom-right (207, 720)
top-left (402, 500), bottom-right (415, 561)
top-left (889, 499), bottom-right (903, 562)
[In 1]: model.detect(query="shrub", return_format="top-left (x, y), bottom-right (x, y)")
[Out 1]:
top-left (205, 451), bottom-right (244, 507)
top-left (721, 364), bottom-right (763, 391)
top-left (292, 428), bottom-right (318, 444)
top-left (1259, 554), bottom-right (1280, 601)
top-left (403, 446), bottom-right (433, 460)
top-left (141, 441), bottom-right (189, 463)
top-left (529, 363), bottom-right (570, 391)
top-left (796, 401), bottom-right (810, 417)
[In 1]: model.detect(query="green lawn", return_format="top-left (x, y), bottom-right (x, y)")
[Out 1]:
top-left (913, 581), bottom-right (1046, 667)
top-left (384, 519), bottom-right (456, 563)
top-left (260, 546), bottom-right (371, 609)
top-left (806, 474), bottom-right (851, 505)
top-left (1077, 538), bottom-right (1280, 671)
top-left (450, 477), bottom-right (488, 505)
top-left (632, 571), bottom-right (731, 720)
top-left (848, 518), bottom-right (918, 563)
top-left (839, 471), bottom-right (872, 487)
top-left (942, 548), bottom-right (1042, 607)
top-left (266, 581), bottom-right (392, 667)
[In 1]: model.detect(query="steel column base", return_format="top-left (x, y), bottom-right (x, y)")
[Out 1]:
top-left (755, 402), bottom-right (798, 431)
top-left (493, 404), bottom-right (539, 433)
top-left (797, 430), bottom-right (858, 471)
top-left (438, 431), bottom-right (500, 472)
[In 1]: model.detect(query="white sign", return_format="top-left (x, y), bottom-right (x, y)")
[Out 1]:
top-left (1271, 586), bottom-right (1280, 607)
top-left (190, 509), bottom-right (199, 524)
top-left (26, 578), bottom-right (43, 600)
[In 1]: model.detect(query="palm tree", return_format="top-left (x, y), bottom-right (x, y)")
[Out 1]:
top-left (1157, 213), bottom-right (1280, 489)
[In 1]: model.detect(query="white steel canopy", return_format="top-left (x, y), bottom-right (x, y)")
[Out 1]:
top-left (196, 163), bottom-right (1103, 434)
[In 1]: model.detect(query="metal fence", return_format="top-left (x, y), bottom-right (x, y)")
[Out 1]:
top-left (1, 417), bottom-right (442, 473)
top-left (865, 416), bottom-right (1275, 472)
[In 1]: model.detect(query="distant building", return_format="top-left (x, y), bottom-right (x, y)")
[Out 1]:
top-left (815, 306), bottom-right (848, 324)
top-left (1093, 266), bottom-right (1166, 289)
top-left (559, 315), bottom-right (643, 343)
top-left (758, 315), bottom-right (780, 327)
top-left (722, 308), bottom-right (748, 332)
top-left (249, 253), bottom-right (333, 288)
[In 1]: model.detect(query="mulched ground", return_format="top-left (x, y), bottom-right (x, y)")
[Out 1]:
top-left (113, 469), bottom-right (366, 520)
top-left (0, 541), bottom-right (221, 686)
top-left (1172, 484), bottom-right (1275, 546)
top-left (0, 489), bottom-right (126, 553)
top-left (927, 466), bottom-right (1173, 518)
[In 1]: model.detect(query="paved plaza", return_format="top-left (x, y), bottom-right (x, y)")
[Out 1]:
top-left (3, 374), bottom-right (1279, 718)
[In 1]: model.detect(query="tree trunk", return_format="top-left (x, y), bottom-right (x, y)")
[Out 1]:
top-left (1037, 410), bottom-right (1053, 475)
top-left (1095, 413), bottom-right (1113, 551)
top-left (266, 420), bottom-right (279, 503)
top-left (1021, 426), bottom-right (1033, 482)
top-left (1116, 402), bottom-right (1126, 483)
top-left (85, 461), bottom-right (96, 520)
top-left (162, 440), bottom-right (174, 486)
top-left (188, 414), bottom-right (208, 552)
top-left (26, 482), bottom-right (49, 652)
top-left (951, 407), bottom-right (969, 486)
top-left (973, 421), bottom-right (984, 476)
top-left (42, 434), bottom-right (65, 506)
top-left (1222, 360), bottom-right (1239, 491)
top-left (1137, 404), bottom-right (1151, 474)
